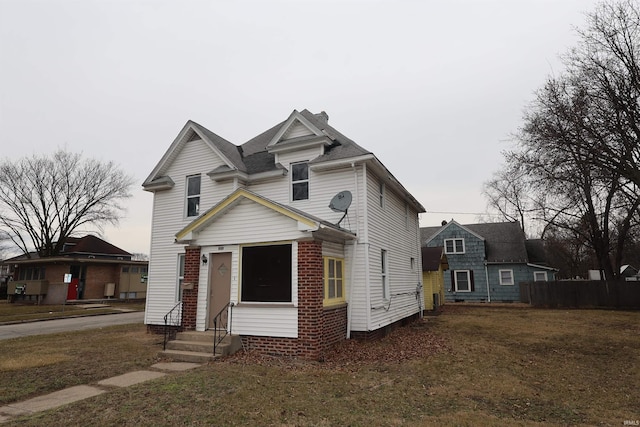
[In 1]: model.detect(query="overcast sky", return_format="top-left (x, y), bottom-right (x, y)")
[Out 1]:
top-left (0, 0), bottom-right (602, 255)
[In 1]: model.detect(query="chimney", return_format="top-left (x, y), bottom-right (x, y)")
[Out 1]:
top-left (317, 111), bottom-right (329, 122)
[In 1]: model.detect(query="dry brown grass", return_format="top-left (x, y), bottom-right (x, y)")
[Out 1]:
top-left (4, 306), bottom-right (640, 426)
top-left (0, 324), bottom-right (160, 405)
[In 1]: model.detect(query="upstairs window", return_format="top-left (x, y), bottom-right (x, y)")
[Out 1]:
top-left (291, 162), bottom-right (309, 201)
top-left (186, 175), bottom-right (201, 217)
top-left (444, 238), bottom-right (465, 254)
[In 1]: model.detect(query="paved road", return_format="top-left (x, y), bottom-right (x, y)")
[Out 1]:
top-left (0, 311), bottom-right (145, 340)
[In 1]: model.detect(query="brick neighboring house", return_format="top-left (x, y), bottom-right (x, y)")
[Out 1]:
top-left (2, 235), bottom-right (148, 304)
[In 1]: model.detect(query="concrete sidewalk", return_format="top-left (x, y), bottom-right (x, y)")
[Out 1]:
top-left (0, 362), bottom-right (202, 424)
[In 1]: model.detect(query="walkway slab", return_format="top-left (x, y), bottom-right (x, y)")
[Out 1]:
top-left (151, 362), bottom-right (202, 371)
top-left (0, 385), bottom-right (105, 417)
top-left (97, 370), bottom-right (166, 388)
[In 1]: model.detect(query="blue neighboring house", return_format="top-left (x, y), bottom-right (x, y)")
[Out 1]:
top-left (420, 220), bottom-right (557, 303)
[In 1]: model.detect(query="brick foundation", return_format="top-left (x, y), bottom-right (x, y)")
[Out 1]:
top-left (322, 304), bottom-right (347, 351)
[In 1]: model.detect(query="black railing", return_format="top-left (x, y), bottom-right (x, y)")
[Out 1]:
top-left (212, 302), bottom-right (233, 355)
top-left (163, 301), bottom-right (182, 350)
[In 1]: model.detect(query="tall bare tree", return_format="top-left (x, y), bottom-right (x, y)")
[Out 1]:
top-left (486, 0), bottom-right (640, 280)
top-left (0, 150), bottom-right (134, 257)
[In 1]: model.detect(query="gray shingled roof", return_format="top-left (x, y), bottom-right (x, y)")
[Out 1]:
top-left (422, 221), bottom-right (532, 263)
top-left (190, 121), bottom-right (246, 173)
top-left (237, 109), bottom-right (372, 169)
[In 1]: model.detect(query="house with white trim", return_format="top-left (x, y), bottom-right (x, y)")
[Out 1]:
top-left (143, 109), bottom-right (425, 360)
top-left (421, 221), bottom-right (557, 303)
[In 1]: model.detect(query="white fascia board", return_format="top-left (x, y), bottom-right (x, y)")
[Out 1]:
top-left (298, 221), bottom-right (319, 232)
top-left (363, 155), bottom-right (426, 213)
top-left (308, 154), bottom-right (375, 171)
top-left (527, 263), bottom-right (559, 271)
top-left (267, 135), bottom-right (332, 154)
top-left (208, 169), bottom-right (249, 183)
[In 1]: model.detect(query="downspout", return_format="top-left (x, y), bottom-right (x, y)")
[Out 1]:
top-left (363, 163), bottom-right (371, 332)
top-left (484, 260), bottom-right (491, 302)
top-left (346, 162), bottom-right (358, 338)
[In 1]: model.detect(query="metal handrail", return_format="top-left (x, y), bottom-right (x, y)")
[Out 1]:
top-left (212, 302), bottom-right (234, 355)
top-left (163, 301), bottom-right (183, 350)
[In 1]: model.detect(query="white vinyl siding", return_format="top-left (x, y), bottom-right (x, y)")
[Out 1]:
top-left (145, 138), bottom-right (234, 325)
top-left (364, 166), bottom-right (423, 331)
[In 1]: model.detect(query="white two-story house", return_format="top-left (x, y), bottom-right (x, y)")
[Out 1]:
top-left (143, 109), bottom-right (425, 360)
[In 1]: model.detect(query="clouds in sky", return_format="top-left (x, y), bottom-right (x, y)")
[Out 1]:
top-left (0, 0), bottom-right (600, 254)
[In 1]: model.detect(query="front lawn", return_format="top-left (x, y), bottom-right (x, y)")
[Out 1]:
top-left (3, 305), bottom-right (639, 426)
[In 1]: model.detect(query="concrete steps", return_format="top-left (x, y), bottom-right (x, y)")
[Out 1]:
top-left (159, 330), bottom-right (242, 363)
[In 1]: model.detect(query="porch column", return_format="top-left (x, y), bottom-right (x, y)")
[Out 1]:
top-left (181, 246), bottom-right (201, 331)
top-left (297, 239), bottom-right (323, 360)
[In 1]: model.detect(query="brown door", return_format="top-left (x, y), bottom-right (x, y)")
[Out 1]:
top-left (208, 252), bottom-right (232, 329)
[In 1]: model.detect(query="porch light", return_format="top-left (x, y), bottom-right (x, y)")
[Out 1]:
top-left (201, 254), bottom-right (208, 265)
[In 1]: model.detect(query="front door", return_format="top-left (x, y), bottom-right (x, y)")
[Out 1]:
top-left (208, 252), bottom-right (232, 329)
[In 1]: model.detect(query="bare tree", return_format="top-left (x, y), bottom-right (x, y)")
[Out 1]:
top-left (487, 0), bottom-right (640, 280)
top-left (483, 163), bottom-right (535, 233)
top-left (565, 0), bottom-right (640, 187)
top-left (0, 150), bottom-right (134, 257)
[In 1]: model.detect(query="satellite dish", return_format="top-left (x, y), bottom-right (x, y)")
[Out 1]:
top-left (329, 190), bottom-right (352, 226)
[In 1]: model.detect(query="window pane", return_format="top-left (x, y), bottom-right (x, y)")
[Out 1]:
top-left (445, 240), bottom-right (454, 253)
top-left (122, 266), bottom-right (129, 273)
top-left (292, 182), bottom-right (308, 200)
top-left (187, 176), bottom-right (201, 196)
top-left (456, 271), bottom-right (469, 291)
top-left (187, 197), bottom-right (200, 217)
top-left (178, 254), bottom-right (185, 276)
top-left (292, 163), bottom-right (308, 181)
top-left (336, 278), bottom-right (342, 298)
top-left (455, 240), bottom-right (463, 252)
top-left (328, 259), bottom-right (335, 278)
top-left (328, 279), bottom-right (336, 298)
top-left (336, 260), bottom-right (342, 278)
top-left (241, 245), bottom-right (292, 302)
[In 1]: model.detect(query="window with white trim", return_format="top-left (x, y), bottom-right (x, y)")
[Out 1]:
top-left (186, 175), bottom-right (201, 217)
top-left (444, 238), bottom-right (465, 254)
top-left (324, 257), bottom-right (344, 306)
top-left (499, 269), bottom-right (514, 286)
top-left (241, 244), bottom-right (292, 302)
top-left (176, 253), bottom-right (185, 301)
top-left (534, 271), bottom-right (548, 282)
top-left (453, 270), bottom-right (471, 292)
top-left (381, 249), bottom-right (389, 299)
top-left (291, 162), bottom-right (309, 201)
